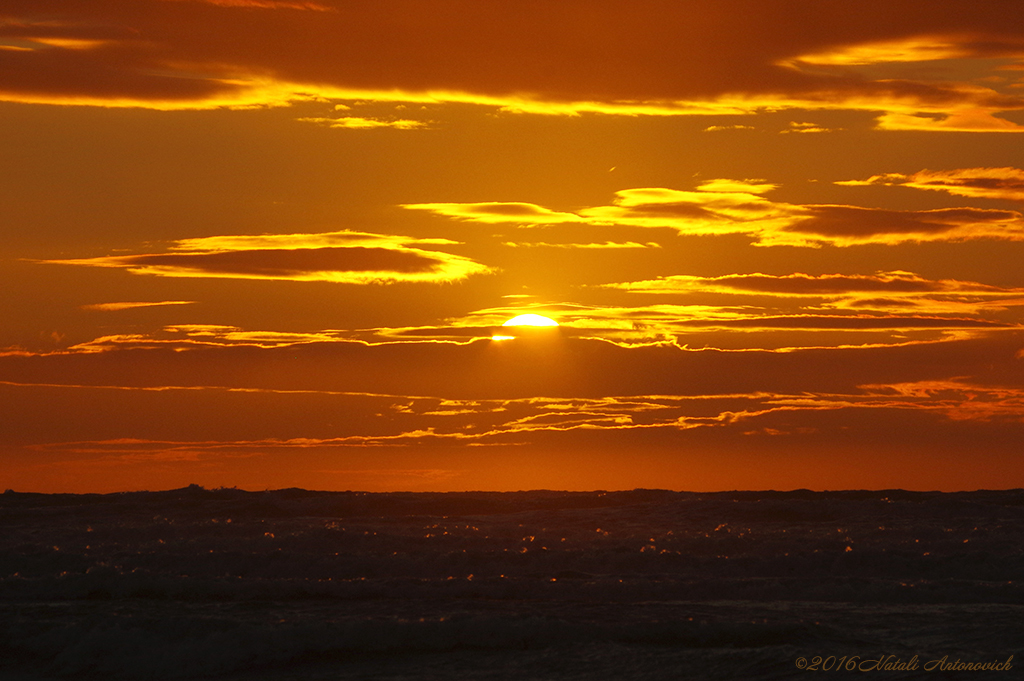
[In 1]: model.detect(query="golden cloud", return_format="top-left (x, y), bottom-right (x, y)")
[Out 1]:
top-left (874, 110), bottom-right (1024, 132)
top-left (500, 241), bottom-right (659, 249)
top-left (602, 271), bottom-right (994, 296)
top-left (404, 201), bottom-right (584, 225)
top-left (784, 205), bottom-right (1023, 245)
top-left (839, 167), bottom-right (1024, 202)
top-left (780, 36), bottom-right (974, 66)
top-left (780, 121), bottom-right (840, 134)
top-left (42, 230), bottom-right (491, 284)
top-left (81, 301), bottom-right (196, 311)
top-left (694, 178), bottom-right (777, 194)
top-left (598, 271), bottom-right (1024, 330)
top-left (405, 185), bottom-right (1024, 247)
top-left (298, 116), bottom-right (428, 130)
top-left (3, 4), bottom-right (1024, 129)
top-left (704, 124), bottom-right (756, 132)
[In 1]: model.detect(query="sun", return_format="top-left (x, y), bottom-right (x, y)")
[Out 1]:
top-left (492, 313), bottom-right (559, 340)
top-left (501, 314), bottom-right (558, 327)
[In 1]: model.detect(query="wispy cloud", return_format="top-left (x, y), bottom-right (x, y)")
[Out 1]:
top-left (779, 36), bottom-right (974, 66)
top-left (873, 111), bottom-right (1024, 133)
top-left (694, 178), bottom-right (777, 194)
top-left (3, 3), bottom-right (1024, 129)
top-left (81, 301), bottom-right (195, 311)
top-left (404, 201), bottom-right (585, 225)
top-left (165, 0), bottom-right (336, 10)
top-left (780, 121), bottom-right (840, 134)
top-left (42, 230), bottom-right (491, 284)
top-left (597, 271), bottom-right (1024, 335)
top-left (601, 271), bottom-right (1009, 296)
top-left (298, 116), bottom-right (428, 130)
top-left (704, 124), bottom-right (756, 132)
top-left (9, 342), bottom-right (1024, 460)
top-left (838, 167), bottom-right (1024, 202)
top-left (501, 241), bottom-right (659, 249)
top-left (405, 185), bottom-right (1024, 247)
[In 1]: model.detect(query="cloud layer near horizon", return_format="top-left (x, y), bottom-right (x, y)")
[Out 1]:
top-left (3, 332), bottom-right (1023, 491)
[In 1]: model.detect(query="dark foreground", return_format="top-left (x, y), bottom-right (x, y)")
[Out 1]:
top-left (1, 487), bottom-right (1022, 680)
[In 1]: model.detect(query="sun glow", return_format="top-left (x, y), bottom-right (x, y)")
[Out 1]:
top-left (501, 314), bottom-right (559, 327)
top-left (491, 313), bottom-right (559, 340)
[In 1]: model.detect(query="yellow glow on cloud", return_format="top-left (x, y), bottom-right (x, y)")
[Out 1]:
top-left (299, 116), bottom-right (428, 130)
top-left (2, 7), bottom-right (1023, 136)
top-left (0, 81), bottom-right (751, 116)
top-left (876, 109), bottom-right (1024, 132)
top-left (169, 230), bottom-right (460, 252)
top-left (63, 325), bottom-right (355, 351)
top-left (0, 77), bottom-right (326, 112)
top-left (577, 188), bottom-right (800, 240)
top-left (406, 185), bottom-right (1024, 247)
top-left (599, 271), bottom-right (1024, 319)
top-left (839, 167), bottom-right (1024, 201)
top-left (501, 241), bottom-right (659, 249)
top-left (780, 121), bottom-right (839, 134)
top-left (81, 301), bottom-right (196, 312)
top-left (601, 271), bottom-right (1021, 296)
top-left (164, 325), bottom-right (343, 346)
top-left (403, 201), bottom-right (584, 225)
top-left (783, 36), bottom-right (972, 66)
top-left (26, 38), bottom-right (113, 50)
top-left (43, 230), bottom-right (492, 284)
top-left (1, 60), bottom-right (1020, 137)
top-left (420, 185), bottom-right (779, 235)
top-left (695, 179), bottom-right (778, 194)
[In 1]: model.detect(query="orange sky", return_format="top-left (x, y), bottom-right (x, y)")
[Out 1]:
top-left (2, 0), bottom-right (1024, 492)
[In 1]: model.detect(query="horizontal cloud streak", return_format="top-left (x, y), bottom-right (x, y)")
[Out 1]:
top-left (4, 332), bottom-right (1023, 400)
top-left (5, 329), bottom-right (1023, 492)
top-left (602, 271), bottom-right (1024, 296)
top-left (42, 230), bottom-right (491, 284)
top-left (501, 241), bottom-right (660, 249)
top-left (406, 186), bottom-right (1024, 247)
top-left (169, 0), bottom-right (337, 10)
top-left (2, 1), bottom-right (1024, 129)
top-left (4, 342), bottom-right (1024, 455)
top-left (839, 167), bottom-right (1024, 202)
top-left (81, 301), bottom-right (196, 311)
top-left (593, 272), bottom-right (1024, 341)
top-left (298, 116), bottom-right (428, 130)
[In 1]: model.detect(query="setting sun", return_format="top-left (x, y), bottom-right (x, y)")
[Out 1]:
top-left (501, 314), bottom-right (559, 327)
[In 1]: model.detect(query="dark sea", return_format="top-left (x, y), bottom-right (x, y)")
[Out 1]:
top-left (1, 487), bottom-right (1021, 680)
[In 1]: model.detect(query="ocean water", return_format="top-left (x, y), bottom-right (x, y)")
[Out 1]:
top-left (1, 487), bottom-right (1021, 680)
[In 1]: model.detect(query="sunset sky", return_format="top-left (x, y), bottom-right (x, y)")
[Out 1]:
top-left (3, 0), bottom-right (1024, 493)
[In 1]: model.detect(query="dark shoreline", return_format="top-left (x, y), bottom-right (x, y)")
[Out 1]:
top-left (6, 484), bottom-right (1024, 509)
